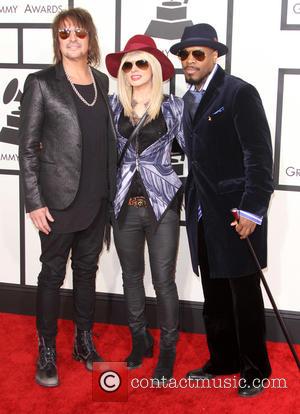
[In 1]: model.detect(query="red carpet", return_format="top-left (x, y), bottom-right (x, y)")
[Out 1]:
top-left (0, 312), bottom-right (299, 414)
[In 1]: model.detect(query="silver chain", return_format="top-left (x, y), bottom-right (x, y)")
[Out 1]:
top-left (64, 66), bottom-right (98, 107)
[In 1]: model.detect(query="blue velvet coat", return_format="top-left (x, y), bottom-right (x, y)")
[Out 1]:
top-left (109, 94), bottom-right (185, 221)
top-left (184, 66), bottom-right (274, 278)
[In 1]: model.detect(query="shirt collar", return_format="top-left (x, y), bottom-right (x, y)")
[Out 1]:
top-left (188, 63), bottom-right (218, 92)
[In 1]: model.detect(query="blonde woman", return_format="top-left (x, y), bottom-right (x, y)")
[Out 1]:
top-left (106, 35), bottom-right (184, 383)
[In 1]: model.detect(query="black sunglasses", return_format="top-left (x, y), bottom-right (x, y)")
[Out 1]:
top-left (121, 59), bottom-right (149, 73)
top-left (58, 28), bottom-right (88, 40)
top-left (177, 49), bottom-right (213, 62)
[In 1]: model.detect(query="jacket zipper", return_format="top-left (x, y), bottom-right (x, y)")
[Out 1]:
top-left (135, 132), bottom-right (140, 171)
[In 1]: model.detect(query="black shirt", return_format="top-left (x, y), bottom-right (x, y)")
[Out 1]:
top-left (50, 83), bottom-right (108, 233)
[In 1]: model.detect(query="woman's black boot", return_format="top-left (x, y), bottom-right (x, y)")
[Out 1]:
top-left (152, 348), bottom-right (176, 384)
top-left (125, 330), bottom-right (154, 369)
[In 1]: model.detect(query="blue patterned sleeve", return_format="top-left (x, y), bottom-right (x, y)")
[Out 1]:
top-left (170, 95), bottom-right (186, 153)
top-left (108, 93), bottom-right (119, 115)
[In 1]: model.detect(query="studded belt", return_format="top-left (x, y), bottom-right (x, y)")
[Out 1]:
top-left (128, 196), bottom-right (147, 208)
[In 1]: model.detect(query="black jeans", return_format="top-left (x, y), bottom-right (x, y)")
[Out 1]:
top-left (36, 204), bottom-right (106, 338)
top-left (198, 220), bottom-right (271, 380)
top-left (113, 206), bottom-right (180, 349)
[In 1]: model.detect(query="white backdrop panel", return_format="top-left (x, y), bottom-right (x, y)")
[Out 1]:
top-left (286, 0), bottom-right (300, 25)
top-left (23, 29), bottom-right (53, 64)
top-left (279, 74), bottom-right (300, 186)
top-left (266, 191), bottom-right (300, 310)
top-left (0, 29), bottom-right (18, 64)
top-left (0, 174), bottom-right (20, 283)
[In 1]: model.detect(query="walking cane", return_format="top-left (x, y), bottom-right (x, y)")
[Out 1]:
top-left (231, 208), bottom-right (300, 370)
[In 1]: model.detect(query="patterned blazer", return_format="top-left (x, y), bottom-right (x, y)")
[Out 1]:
top-left (109, 94), bottom-right (185, 221)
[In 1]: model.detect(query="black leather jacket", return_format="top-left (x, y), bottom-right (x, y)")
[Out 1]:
top-left (18, 63), bottom-right (117, 213)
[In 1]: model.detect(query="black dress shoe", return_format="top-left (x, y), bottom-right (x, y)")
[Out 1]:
top-left (36, 335), bottom-right (59, 387)
top-left (238, 378), bottom-right (264, 397)
top-left (126, 330), bottom-right (154, 369)
top-left (186, 367), bottom-right (215, 380)
top-left (73, 328), bottom-right (103, 371)
top-left (152, 349), bottom-right (176, 385)
top-left (186, 359), bottom-right (240, 380)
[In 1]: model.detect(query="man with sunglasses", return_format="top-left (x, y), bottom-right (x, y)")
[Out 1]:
top-left (19, 8), bottom-right (116, 387)
top-left (171, 24), bottom-right (273, 397)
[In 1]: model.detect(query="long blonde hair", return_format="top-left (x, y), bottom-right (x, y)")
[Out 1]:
top-left (117, 51), bottom-right (164, 121)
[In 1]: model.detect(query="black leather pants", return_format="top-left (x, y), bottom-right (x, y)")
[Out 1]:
top-left (113, 206), bottom-right (180, 349)
top-left (36, 205), bottom-right (106, 338)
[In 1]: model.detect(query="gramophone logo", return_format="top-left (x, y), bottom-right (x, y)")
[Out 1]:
top-left (145, 0), bottom-right (193, 40)
top-left (0, 79), bottom-right (22, 146)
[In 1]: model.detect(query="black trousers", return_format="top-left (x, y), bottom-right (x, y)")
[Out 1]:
top-left (36, 204), bottom-right (106, 338)
top-left (113, 206), bottom-right (180, 349)
top-left (198, 221), bottom-right (271, 380)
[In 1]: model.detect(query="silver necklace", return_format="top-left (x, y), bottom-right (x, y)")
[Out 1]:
top-left (65, 66), bottom-right (97, 107)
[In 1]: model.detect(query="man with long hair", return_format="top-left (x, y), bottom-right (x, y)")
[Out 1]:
top-left (19, 8), bottom-right (116, 387)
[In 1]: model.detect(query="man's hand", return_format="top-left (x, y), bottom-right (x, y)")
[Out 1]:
top-left (230, 216), bottom-right (256, 239)
top-left (29, 207), bottom-right (54, 235)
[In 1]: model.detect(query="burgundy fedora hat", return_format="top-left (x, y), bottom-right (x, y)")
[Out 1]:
top-left (105, 34), bottom-right (174, 81)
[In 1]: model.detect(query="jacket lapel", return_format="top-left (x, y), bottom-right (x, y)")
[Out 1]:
top-left (193, 66), bottom-right (225, 122)
top-left (183, 66), bottom-right (225, 158)
top-left (56, 63), bottom-right (117, 145)
top-left (92, 68), bottom-right (108, 103)
top-left (92, 68), bottom-right (117, 145)
top-left (183, 91), bottom-right (193, 157)
top-left (55, 63), bottom-right (81, 130)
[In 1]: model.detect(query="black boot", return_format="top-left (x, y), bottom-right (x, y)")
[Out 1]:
top-left (152, 348), bottom-right (176, 384)
top-left (35, 335), bottom-right (59, 387)
top-left (125, 330), bottom-right (154, 369)
top-left (73, 327), bottom-right (103, 371)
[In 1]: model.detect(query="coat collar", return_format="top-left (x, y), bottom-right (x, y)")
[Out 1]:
top-left (92, 67), bottom-right (118, 146)
top-left (54, 63), bottom-right (80, 128)
top-left (55, 62), bottom-right (66, 80)
top-left (91, 66), bottom-right (109, 106)
top-left (183, 65), bottom-right (225, 126)
top-left (193, 65), bottom-right (225, 120)
top-left (183, 66), bottom-right (225, 156)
